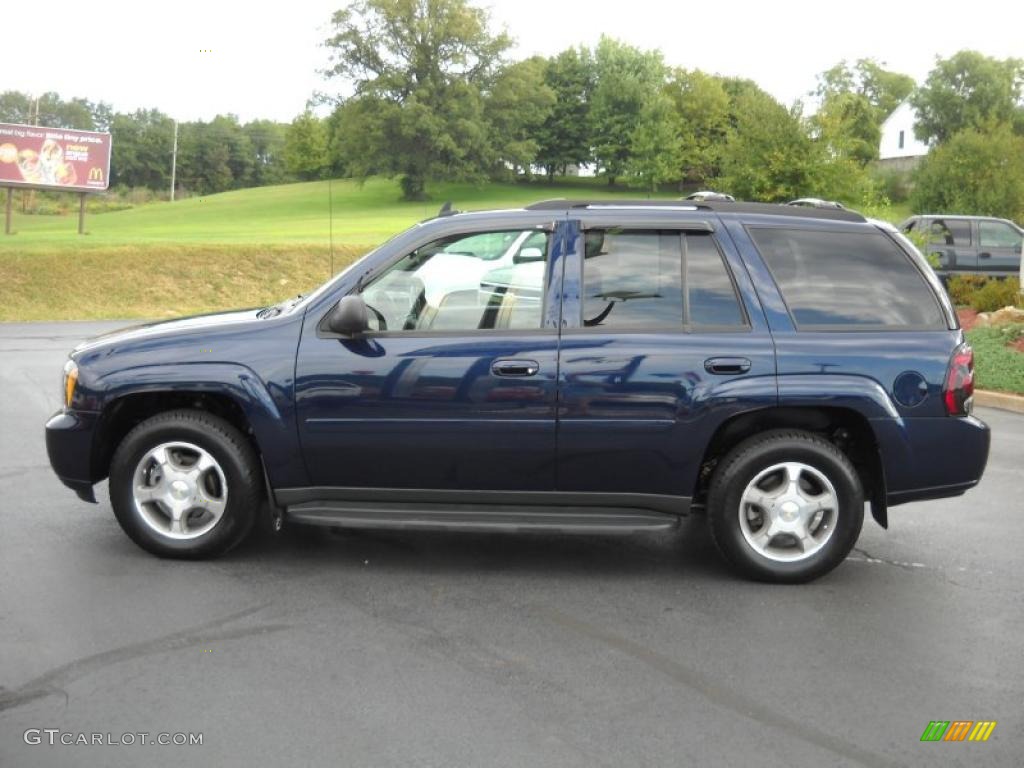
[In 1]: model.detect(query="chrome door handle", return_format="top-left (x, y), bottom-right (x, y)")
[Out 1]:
top-left (492, 359), bottom-right (540, 377)
top-left (704, 357), bottom-right (751, 375)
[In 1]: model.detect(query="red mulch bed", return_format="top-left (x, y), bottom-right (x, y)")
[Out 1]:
top-left (957, 308), bottom-right (979, 331)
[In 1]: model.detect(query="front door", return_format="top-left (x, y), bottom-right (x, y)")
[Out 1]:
top-left (295, 224), bottom-right (565, 491)
top-left (555, 216), bottom-right (776, 500)
top-left (924, 217), bottom-right (977, 274)
top-left (976, 219), bottom-right (1022, 275)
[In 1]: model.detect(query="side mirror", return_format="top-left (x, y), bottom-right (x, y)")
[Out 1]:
top-left (325, 295), bottom-right (370, 336)
top-left (514, 246), bottom-right (544, 264)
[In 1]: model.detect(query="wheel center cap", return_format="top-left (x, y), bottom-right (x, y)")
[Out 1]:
top-left (170, 480), bottom-right (191, 500)
top-left (779, 500), bottom-right (800, 522)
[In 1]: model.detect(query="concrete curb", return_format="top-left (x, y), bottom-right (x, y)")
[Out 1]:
top-left (975, 389), bottom-right (1024, 415)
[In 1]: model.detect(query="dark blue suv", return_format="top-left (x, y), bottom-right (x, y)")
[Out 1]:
top-left (45, 200), bottom-right (990, 582)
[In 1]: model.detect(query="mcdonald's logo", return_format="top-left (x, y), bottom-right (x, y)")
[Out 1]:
top-left (88, 167), bottom-right (104, 181)
top-left (920, 720), bottom-right (996, 742)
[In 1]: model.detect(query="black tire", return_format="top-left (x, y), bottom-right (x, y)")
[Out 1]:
top-left (109, 410), bottom-right (262, 558)
top-left (707, 430), bottom-right (864, 583)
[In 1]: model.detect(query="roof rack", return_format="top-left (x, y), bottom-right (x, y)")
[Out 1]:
top-left (524, 198), bottom-right (866, 223)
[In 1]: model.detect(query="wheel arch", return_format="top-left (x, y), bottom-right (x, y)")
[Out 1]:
top-left (90, 363), bottom-right (305, 490)
top-left (695, 406), bottom-right (888, 528)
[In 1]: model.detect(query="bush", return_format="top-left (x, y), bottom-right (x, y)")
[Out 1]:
top-left (971, 277), bottom-right (1022, 312)
top-left (911, 123), bottom-right (1024, 221)
top-left (871, 166), bottom-right (912, 203)
top-left (946, 275), bottom-right (989, 306)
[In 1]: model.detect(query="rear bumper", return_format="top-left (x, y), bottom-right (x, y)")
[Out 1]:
top-left (45, 409), bottom-right (100, 503)
top-left (876, 414), bottom-right (990, 507)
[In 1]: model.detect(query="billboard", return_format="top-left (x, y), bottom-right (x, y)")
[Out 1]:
top-left (0, 122), bottom-right (111, 192)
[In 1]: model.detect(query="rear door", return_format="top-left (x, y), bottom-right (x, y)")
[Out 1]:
top-left (554, 214), bottom-right (776, 501)
top-left (976, 219), bottom-right (1022, 275)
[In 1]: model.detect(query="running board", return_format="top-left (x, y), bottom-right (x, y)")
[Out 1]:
top-left (284, 501), bottom-right (681, 535)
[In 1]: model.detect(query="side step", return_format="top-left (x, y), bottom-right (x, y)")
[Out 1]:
top-left (285, 501), bottom-right (680, 535)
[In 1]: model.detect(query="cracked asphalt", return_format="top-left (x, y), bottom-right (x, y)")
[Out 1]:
top-left (1, 321), bottom-right (1021, 767)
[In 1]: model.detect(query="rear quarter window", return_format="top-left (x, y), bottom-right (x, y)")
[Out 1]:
top-left (748, 227), bottom-right (947, 330)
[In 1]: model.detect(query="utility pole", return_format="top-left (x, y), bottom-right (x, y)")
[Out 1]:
top-left (23, 96), bottom-right (39, 214)
top-left (170, 119), bottom-right (178, 202)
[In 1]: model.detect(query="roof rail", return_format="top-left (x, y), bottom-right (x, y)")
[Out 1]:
top-left (524, 198), bottom-right (866, 222)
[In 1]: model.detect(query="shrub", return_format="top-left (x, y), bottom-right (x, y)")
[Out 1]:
top-left (911, 123), bottom-right (1024, 221)
top-left (971, 277), bottom-right (1021, 312)
top-left (946, 275), bottom-right (989, 306)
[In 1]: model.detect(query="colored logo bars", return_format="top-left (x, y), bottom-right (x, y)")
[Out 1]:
top-left (920, 721), bottom-right (997, 742)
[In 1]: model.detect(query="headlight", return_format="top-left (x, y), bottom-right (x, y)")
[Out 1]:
top-left (62, 359), bottom-right (78, 409)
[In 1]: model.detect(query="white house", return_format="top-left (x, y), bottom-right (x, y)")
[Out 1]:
top-left (878, 100), bottom-right (930, 168)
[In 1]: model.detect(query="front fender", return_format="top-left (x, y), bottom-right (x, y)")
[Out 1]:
top-left (94, 362), bottom-right (307, 488)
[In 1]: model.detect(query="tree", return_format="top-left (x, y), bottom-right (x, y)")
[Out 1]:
top-left (483, 57), bottom-right (555, 178)
top-left (324, 0), bottom-right (510, 200)
top-left (284, 111), bottom-right (330, 180)
top-left (0, 90), bottom-right (111, 130)
top-left (811, 91), bottom-right (880, 165)
top-left (718, 80), bottom-right (818, 202)
top-left (244, 120), bottom-right (290, 186)
top-left (590, 37), bottom-right (666, 185)
top-left (109, 109), bottom-right (175, 190)
top-left (911, 122), bottom-right (1024, 221)
top-left (664, 69), bottom-right (731, 187)
top-left (625, 93), bottom-right (682, 194)
top-left (535, 47), bottom-right (595, 181)
top-left (815, 59), bottom-right (915, 123)
top-left (911, 51), bottom-right (1024, 144)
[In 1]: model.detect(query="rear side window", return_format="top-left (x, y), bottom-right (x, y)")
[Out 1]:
top-left (581, 230), bottom-right (746, 329)
top-left (749, 228), bottom-right (946, 329)
top-left (927, 218), bottom-right (971, 246)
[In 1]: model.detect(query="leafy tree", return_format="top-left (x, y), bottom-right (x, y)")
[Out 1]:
top-left (209, 115), bottom-right (255, 189)
top-left (718, 80), bottom-right (818, 202)
top-left (324, 0), bottom-right (510, 200)
top-left (811, 91), bottom-right (880, 165)
top-left (535, 47), bottom-right (595, 180)
top-left (625, 93), bottom-right (682, 194)
top-left (244, 120), bottom-right (290, 186)
top-left (0, 90), bottom-right (110, 130)
top-left (664, 69), bottom-right (731, 187)
top-left (284, 111), bottom-right (330, 180)
top-left (911, 51), bottom-right (1024, 144)
top-left (590, 37), bottom-right (666, 185)
top-left (109, 109), bottom-right (175, 190)
top-left (911, 122), bottom-right (1024, 220)
top-left (484, 57), bottom-right (555, 178)
top-left (815, 59), bottom-right (915, 123)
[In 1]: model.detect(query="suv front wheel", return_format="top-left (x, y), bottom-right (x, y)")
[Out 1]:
top-left (109, 410), bottom-right (262, 558)
top-left (707, 430), bottom-right (864, 583)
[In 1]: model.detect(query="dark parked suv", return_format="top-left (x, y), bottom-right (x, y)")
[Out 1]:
top-left (46, 200), bottom-right (990, 582)
top-left (899, 214), bottom-right (1023, 279)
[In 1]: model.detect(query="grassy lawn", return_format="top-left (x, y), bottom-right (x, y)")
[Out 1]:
top-left (0, 177), bottom-right (913, 321)
top-left (966, 326), bottom-right (1024, 395)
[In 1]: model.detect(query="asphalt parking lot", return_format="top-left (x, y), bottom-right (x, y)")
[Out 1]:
top-left (1, 321), bottom-right (1020, 767)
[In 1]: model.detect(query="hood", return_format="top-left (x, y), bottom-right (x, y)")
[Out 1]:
top-left (73, 308), bottom-right (260, 356)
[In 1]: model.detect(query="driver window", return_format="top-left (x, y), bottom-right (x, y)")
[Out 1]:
top-left (361, 229), bottom-right (550, 332)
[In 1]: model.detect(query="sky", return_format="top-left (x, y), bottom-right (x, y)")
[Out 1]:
top-left (4, 0), bottom-right (1023, 124)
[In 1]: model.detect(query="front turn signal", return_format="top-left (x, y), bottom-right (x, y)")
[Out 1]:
top-left (63, 359), bottom-right (79, 409)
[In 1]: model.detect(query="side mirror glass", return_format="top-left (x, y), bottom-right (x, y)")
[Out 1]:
top-left (325, 295), bottom-right (370, 336)
top-left (514, 246), bottom-right (544, 264)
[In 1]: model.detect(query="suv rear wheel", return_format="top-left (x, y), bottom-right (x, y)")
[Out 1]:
top-left (707, 430), bottom-right (864, 583)
top-left (109, 410), bottom-right (261, 558)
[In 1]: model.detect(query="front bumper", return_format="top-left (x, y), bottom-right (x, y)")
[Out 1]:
top-left (45, 409), bottom-right (100, 502)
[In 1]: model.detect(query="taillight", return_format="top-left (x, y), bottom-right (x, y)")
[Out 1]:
top-left (943, 343), bottom-right (974, 416)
